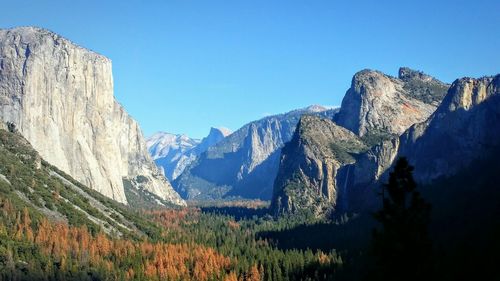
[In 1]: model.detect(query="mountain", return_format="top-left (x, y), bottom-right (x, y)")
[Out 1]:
top-left (147, 127), bottom-right (231, 181)
top-left (272, 68), bottom-right (450, 216)
top-left (174, 105), bottom-right (339, 200)
top-left (347, 74), bottom-right (500, 211)
top-left (194, 127), bottom-right (232, 153)
top-left (398, 75), bottom-right (500, 180)
top-left (0, 127), bottom-right (153, 236)
top-left (147, 133), bottom-right (200, 181)
top-left (271, 115), bottom-right (367, 216)
top-left (0, 27), bottom-right (184, 206)
top-left (335, 67), bottom-right (449, 141)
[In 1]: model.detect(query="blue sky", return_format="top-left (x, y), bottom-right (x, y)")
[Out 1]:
top-left (1, 0), bottom-right (499, 138)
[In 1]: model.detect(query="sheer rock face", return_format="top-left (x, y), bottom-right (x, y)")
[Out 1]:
top-left (271, 68), bottom-right (449, 216)
top-left (0, 27), bottom-right (184, 206)
top-left (335, 68), bottom-right (448, 137)
top-left (348, 75), bottom-right (500, 212)
top-left (147, 127), bottom-right (231, 181)
top-left (397, 75), bottom-right (500, 181)
top-left (174, 106), bottom-right (338, 200)
top-left (271, 115), bottom-right (366, 216)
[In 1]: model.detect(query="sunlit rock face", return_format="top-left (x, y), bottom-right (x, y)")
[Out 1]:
top-left (0, 27), bottom-right (184, 206)
top-left (335, 68), bottom-right (448, 138)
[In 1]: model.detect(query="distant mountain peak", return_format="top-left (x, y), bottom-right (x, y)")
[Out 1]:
top-left (285, 104), bottom-right (338, 116)
top-left (304, 104), bottom-right (331, 112)
top-left (209, 127), bottom-right (232, 137)
top-left (174, 106), bottom-right (339, 201)
top-left (147, 126), bottom-right (231, 181)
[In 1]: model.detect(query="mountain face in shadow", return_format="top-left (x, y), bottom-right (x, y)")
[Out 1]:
top-left (271, 68), bottom-right (451, 216)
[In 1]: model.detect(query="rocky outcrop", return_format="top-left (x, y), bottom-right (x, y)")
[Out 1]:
top-left (398, 75), bottom-right (500, 180)
top-left (0, 27), bottom-right (184, 206)
top-left (147, 127), bottom-right (231, 181)
top-left (272, 68), bottom-right (449, 216)
top-left (271, 115), bottom-right (367, 216)
top-left (174, 105), bottom-right (338, 200)
top-left (335, 68), bottom-right (449, 139)
top-left (346, 74), bottom-right (500, 213)
top-left (398, 67), bottom-right (449, 105)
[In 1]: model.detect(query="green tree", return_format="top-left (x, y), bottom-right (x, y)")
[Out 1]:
top-left (371, 157), bottom-right (432, 281)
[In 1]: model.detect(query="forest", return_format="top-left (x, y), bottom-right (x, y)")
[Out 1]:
top-left (0, 195), bottom-right (342, 280)
top-left (0, 129), bottom-right (342, 280)
top-left (0, 127), bottom-right (499, 281)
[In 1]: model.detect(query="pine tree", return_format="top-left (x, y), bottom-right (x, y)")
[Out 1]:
top-left (371, 157), bottom-right (433, 281)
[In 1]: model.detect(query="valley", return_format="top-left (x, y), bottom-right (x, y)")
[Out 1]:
top-left (0, 20), bottom-right (498, 281)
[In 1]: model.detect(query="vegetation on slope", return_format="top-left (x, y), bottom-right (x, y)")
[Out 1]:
top-left (1, 126), bottom-right (497, 280)
top-left (0, 128), bottom-right (343, 280)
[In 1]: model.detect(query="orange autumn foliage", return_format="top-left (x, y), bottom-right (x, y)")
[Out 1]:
top-left (245, 265), bottom-right (262, 281)
top-left (145, 207), bottom-right (200, 231)
top-left (228, 219), bottom-right (240, 229)
top-left (3, 202), bottom-right (238, 281)
top-left (224, 272), bottom-right (239, 281)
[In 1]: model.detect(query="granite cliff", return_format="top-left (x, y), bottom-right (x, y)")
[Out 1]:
top-left (353, 74), bottom-right (500, 189)
top-left (272, 68), bottom-right (450, 216)
top-left (0, 27), bottom-right (184, 206)
top-left (271, 115), bottom-right (367, 216)
top-left (174, 105), bottom-right (338, 200)
top-left (335, 68), bottom-right (448, 141)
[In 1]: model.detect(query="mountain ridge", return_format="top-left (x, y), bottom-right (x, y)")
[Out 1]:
top-left (147, 127), bottom-right (231, 181)
top-left (347, 74), bottom-right (500, 213)
top-left (272, 67), bottom-right (452, 216)
top-left (174, 105), bottom-right (339, 200)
